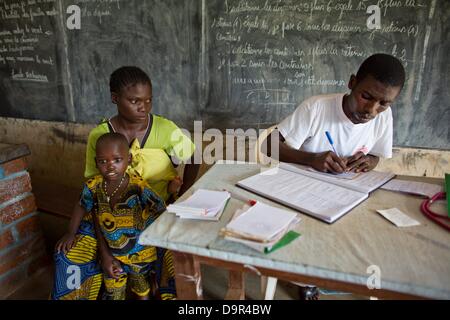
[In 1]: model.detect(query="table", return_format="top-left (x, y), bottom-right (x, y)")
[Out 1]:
top-left (139, 162), bottom-right (450, 299)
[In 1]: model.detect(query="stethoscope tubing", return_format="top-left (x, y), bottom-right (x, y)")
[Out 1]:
top-left (420, 192), bottom-right (450, 231)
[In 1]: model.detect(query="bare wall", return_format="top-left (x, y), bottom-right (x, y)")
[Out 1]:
top-left (0, 117), bottom-right (449, 191)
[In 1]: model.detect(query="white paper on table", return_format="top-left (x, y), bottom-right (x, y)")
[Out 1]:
top-left (225, 202), bottom-right (298, 240)
top-left (167, 189), bottom-right (230, 216)
top-left (237, 167), bottom-right (368, 223)
top-left (381, 179), bottom-right (443, 198)
top-left (376, 208), bottom-right (421, 227)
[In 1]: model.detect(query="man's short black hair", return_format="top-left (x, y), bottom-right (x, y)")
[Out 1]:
top-left (96, 132), bottom-right (129, 151)
top-left (109, 66), bottom-right (152, 94)
top-left (356, 54), bottom-right (406, 88)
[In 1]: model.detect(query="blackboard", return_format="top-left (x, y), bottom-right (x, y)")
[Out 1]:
top-left (0, 0), bottom-right (449, 150)
top-left (0, 0), bottom-right (201, 125)
top-left (0, 0), bottom-right (68, 121)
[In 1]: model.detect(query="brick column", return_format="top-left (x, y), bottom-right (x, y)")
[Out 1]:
top-left (0, 143), bottom-right (49, 298)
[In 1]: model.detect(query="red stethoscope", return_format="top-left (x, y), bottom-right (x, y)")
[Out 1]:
top-left (420, 192), bottom-right (450, 232)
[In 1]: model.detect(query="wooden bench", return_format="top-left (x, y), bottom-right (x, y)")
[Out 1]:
top-left (32, 180), bottom-right (81, 219)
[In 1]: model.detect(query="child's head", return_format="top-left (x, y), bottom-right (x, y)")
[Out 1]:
top-left (95, 133), bottom-right (131, 182)
top-left (109, 66), bottom-right (153, 124)
top-left (345, 54), bottom-right (405, 124)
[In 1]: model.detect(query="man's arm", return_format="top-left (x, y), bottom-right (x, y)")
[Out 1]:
top-left (264, 131), bottom-right (347, 173)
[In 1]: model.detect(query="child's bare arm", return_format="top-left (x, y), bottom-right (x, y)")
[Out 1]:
top-left (67, 203), bottom-right (86, 234)
top-left (55, 203), bottom-right (86, 253)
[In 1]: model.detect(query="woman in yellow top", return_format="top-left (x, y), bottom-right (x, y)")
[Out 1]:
top-left (52, 66), bottom-right (198, 300)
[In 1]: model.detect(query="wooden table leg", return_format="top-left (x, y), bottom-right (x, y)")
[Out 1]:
top-left (261, 276), bottom-right (278, 300)
top-left (172, 250), bottom-right (203, 300)
top-left (224, 270), bottom-right (245, 300)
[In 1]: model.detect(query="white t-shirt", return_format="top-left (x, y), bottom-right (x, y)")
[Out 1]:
top-left (277, 93), bottom-right (393, 158)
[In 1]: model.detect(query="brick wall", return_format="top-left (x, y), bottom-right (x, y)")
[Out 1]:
top-left (0, 156), bottom-right (50, 299)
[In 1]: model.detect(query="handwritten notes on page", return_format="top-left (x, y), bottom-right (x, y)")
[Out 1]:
top-left (279, 162), bottom-right (395, 194)
top-left (237, 167), bottom-right (368, 223)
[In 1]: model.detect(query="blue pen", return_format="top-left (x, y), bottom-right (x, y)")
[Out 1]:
top-left (325, 131), bottom-right (340, 157)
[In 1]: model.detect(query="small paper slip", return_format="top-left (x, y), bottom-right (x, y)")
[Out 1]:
top-left (167, 189), bottom-right (230, 220)
top-left (225, 202), bottom-right (299, 241)
top-left (381, 179), bottom-right (443, 198)
top-left (376, 208), bottom-right (420, 227)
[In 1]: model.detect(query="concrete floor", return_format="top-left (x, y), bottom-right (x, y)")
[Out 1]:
top-left (5, 212), bottom-right (365, 300)
top-left (6, 262), bottom-right (300, 300)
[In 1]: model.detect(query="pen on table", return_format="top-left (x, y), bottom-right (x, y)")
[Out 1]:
top-left (325, 131), bottom-right (340, 157)
top-left (222, 189), bottom-right (257, 206)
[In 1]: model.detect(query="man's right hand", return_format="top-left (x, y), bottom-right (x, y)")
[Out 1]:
top-left (310, 151), bottom-right (347, 173)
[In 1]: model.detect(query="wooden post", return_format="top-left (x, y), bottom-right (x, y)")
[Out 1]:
top-left (172, 251), bottom-right (203, 299)
top-left (224, 270), bottom-right (245, 300)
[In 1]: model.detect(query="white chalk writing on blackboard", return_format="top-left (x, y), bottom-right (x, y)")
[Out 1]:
top-left (0, 0), bottom-right (60, 82)
top-left (209, 0), bottom-right (428, 114)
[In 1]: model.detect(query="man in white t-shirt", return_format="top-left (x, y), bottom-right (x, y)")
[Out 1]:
top-left (264, 53), bottom-right (405, 299)
top-left (266, 53), bottom-right (406, 174)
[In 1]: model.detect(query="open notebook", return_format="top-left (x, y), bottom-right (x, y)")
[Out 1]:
top-left (236, 163), bottom-right (395, 223)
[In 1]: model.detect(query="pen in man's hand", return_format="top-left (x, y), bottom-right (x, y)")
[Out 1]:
top-left (325, 131), bottom-right (349, 172)
top-left (325, 131), bottom-right (340, 157)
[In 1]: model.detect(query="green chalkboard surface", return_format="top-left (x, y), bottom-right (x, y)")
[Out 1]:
top-left (0, 0), bottom-right (448, 149)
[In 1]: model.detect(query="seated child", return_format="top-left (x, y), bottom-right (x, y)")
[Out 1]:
top-left (55, 141), bottom-right (182, 255)
top-left (56, 132), bottom-right (179, 299)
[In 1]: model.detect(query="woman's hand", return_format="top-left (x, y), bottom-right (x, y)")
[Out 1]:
top-left (55, 233), bottom-right (76, 253)
top-left (168, 176), bottom-right (183, 194)
top-left (346, 152), bottom-right (379, 172)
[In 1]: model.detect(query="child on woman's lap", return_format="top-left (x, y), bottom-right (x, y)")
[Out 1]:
top-left (57, 132), bottom-right (175, 299)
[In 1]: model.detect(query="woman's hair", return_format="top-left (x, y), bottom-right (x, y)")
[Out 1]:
top-left (109, 66), bottom-right (152, 94)
top-left (356, 54), bottom-right (406, 89)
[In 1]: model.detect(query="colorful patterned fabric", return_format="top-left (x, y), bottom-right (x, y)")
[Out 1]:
top-left (51, 216), bottom-right (102, 300)
top-left (80, 174), bottom-right (166, 254)
top-left (102, 247), bottom-right (175, 300)
top-left (51, 174), bottom-right (176, 300)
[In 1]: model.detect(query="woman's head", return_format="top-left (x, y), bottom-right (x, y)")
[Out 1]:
top-left (109, 66), bottom-right (153, 124)
top-left (110, 66), bottom-right (152, 94)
